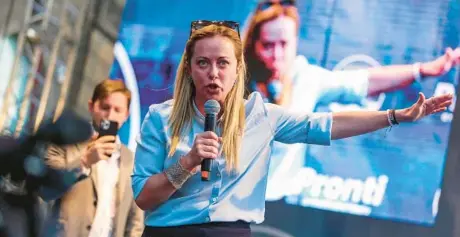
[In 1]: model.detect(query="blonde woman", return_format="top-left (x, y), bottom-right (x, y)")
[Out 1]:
top-left (132, 20), bottom-right (452, 237)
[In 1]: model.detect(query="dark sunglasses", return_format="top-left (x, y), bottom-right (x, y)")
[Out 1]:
top-left (257, 0), bottom-right (296, 11)
top-left (189, 20), bottom-right (240, 38)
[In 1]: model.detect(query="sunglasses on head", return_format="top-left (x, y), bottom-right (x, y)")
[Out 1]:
top-left (189, 20), bottom-right (241, 38)
top-left (257, 0), bottom-right (296, 11)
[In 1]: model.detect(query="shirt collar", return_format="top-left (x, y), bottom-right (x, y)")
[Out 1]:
top-left (192, 100), bottom-right (205, 123)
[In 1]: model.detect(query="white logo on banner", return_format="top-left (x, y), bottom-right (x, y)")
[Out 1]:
top-left (284, 167), bottom-right (389, 215)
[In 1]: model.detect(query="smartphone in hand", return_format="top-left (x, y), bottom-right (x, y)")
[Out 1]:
top-left (98, 120), bottom-right (119, 138)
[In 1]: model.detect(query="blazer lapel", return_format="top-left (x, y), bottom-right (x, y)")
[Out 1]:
top-left (75, 126), bottom-right (101, 201)
top-left (117, 146), bottom-right (132, 207)
top-left (74, 141), bottom-right (99, 199)
top-left (90, 161), bottom-right (100, 200)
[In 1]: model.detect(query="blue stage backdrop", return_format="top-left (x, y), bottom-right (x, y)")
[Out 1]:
top-left (109, 0), bottom-right (460, 234)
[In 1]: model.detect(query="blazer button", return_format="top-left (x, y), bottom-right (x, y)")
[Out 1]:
top-left (86, 225), bottom-right (91, 230)
top-left (93, 200), bottom-right (97, 206)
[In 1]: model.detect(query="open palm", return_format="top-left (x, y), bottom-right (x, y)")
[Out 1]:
top-left (404, 92), bottom-right (453, 122)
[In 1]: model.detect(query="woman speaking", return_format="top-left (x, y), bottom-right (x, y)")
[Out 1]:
top-left (132, 20), bottom-right (452, 237)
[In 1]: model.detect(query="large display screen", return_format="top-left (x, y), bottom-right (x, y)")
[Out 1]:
top-left (110, 0), bottom-right (460, 229)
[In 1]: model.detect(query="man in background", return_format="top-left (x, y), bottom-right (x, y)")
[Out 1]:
top-left (41, 79), bottom-right (144, 237)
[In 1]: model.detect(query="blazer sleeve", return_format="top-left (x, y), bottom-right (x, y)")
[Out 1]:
top-left (125, 200), bottom-right (145, 237)
top-left (38, 143), bottom-right (89, 201)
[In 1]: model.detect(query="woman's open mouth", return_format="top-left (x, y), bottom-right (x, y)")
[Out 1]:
top-left (206, 84), bottom-right (220, 93)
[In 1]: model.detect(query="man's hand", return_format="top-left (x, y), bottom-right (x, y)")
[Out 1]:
top-left (81, 134), bottom-right (116, 167)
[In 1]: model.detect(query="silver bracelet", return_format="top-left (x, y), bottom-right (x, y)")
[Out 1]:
top-left (386, 109), bottom-right (399, 126)
top-left (386, 109), bottom-right (393, 127)
top-left (165, 159), bottom-right (193, 189)
top-left (384, 110), bottom-right (393, 138)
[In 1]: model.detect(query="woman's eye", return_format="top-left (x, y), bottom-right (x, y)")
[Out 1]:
top-left (198, 60), bottom-right (208, 66)
top-left (218, 61), bottom-right (229, 66)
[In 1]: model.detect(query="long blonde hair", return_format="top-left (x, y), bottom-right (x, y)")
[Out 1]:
top-left (168, 25), bottom-right (247, 170)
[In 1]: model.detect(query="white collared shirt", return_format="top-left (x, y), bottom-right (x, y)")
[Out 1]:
top-left (89, 138), bottom-right (121, 237)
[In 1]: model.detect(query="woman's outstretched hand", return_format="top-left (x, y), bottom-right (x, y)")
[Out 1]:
top-left (397, 92), bottom-right (453, 122)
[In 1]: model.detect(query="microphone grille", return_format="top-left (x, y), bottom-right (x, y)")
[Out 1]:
top-left (204, 100), bottom-right (221, 114)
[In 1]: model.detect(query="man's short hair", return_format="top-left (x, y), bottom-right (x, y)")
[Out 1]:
top-left (91, 79), bottom-right (131, 108)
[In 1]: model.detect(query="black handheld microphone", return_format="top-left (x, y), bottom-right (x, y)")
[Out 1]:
top-left (201, 100), bottom-right (221, 181)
